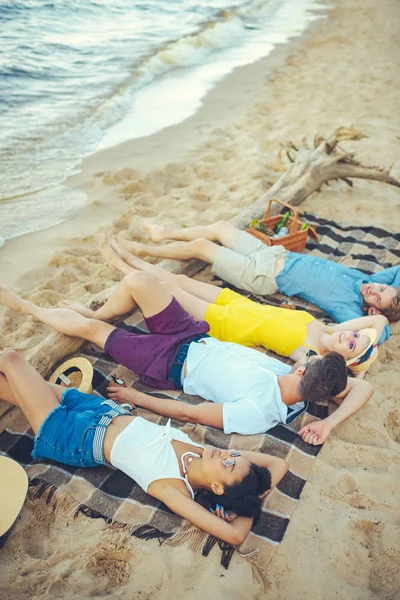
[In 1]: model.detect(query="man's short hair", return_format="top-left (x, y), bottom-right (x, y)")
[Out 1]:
top-left (299, 352), bottom-right (347, 405)
top-left (381, 289), bottom-right (400, 322)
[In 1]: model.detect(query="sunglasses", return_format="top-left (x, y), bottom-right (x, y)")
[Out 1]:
top-left (222, 449), bottom-right (241, 468)
top-left (304, 349), bottom-right (318, 373)
top-left (348, 330), bottom-right (360, 352)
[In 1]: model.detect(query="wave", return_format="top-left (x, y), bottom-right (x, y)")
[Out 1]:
top-left (86, 0), bottom-right (281, 122)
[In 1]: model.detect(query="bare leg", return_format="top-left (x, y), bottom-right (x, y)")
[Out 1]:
top-left (142, 219), bottom-right (240, 247)
top-left (59, 254), bottom-right (175, 322)
top-left (0, 351), bottom-right (64, 434)
top-left (0, 372), bottom-right (63, 406)
top-left (160, 283), bottom-right (210, 321)
top-left (58, 237), bottom-right (138, 316)
top-left (108, 235), bottom-right (222, 303)
top-left (117, 236), bottom-right (220, 263)
top-left (92, 270), bottom-right (175, 320)
top-left (0, 286), bottom-right (114, 349)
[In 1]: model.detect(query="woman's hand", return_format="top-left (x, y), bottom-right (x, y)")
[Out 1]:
top-left (107, 384), bottom-right (140, 406)
top-left (209, 504), bottom-right (238, 522)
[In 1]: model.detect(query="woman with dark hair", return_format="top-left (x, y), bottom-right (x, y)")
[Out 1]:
top-left (0, 350), bottom-right (288, 545)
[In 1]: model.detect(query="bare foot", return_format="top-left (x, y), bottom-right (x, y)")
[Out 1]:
top-left (110, 235), bottom-right (149, 272)
top-left (0, 285), bottom-right (32, 314)
top-left (142, 219), bottom-right (167, 243)
top-left (108, 235), bottom-right (131, 260)
top-left (99, 236), bottom-right (132, 275)
top-left (114, 234), bottom-right (147, 258)
top-left (57, 300), bottom-right (94, 318)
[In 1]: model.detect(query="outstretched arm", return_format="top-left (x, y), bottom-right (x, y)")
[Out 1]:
top-left (299, 378), bottom-right (373, 445)
top-left (107, 385), bottom-right (224, 429)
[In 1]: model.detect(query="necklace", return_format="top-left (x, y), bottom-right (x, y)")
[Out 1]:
top-left (180, 451), bottom-right (200, 476)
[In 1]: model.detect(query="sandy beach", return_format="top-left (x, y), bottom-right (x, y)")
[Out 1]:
top-left (1, 0), bottom-right (400, 598)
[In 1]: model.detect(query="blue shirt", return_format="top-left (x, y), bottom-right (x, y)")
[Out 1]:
top-left (276, 253), bottom-right (400, 344)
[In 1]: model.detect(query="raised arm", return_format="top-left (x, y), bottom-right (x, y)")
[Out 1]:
top-left (370, 265), bottom-right (400, 286)
top-left (107, 385), bottom-right (224, 429)
top-left (330, 312), bottom-right (389, 348)
top-left (329, 314), bottom-right (388, 338)
top-left (238, 451), bottom-right (288, 488)
top-left (156, 488), bottom-right (253, 546)
top-left (298, 377), bottom-right (373, 445)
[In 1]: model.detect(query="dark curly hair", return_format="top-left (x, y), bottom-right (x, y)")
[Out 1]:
top-left (200, 463), bottom-right (272, 519)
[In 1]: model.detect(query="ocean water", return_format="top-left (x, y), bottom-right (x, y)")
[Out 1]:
top-left (0, 0), bottom-right (327, 240)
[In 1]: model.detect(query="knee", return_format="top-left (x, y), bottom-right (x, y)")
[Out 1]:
top-left (122, 271), bottom-right (156, 293)
top-left (209, 220), bottom-right (228, 235)
top-left (1, 350), bottom-right (24, 368)
top-left (187, 237), bottom-right (211, 256)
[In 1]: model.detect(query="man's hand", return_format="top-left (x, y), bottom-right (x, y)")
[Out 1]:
top-left (298, 419), bottom-right (332, 445)
top-left (107, 384), bottom-right (141, 406)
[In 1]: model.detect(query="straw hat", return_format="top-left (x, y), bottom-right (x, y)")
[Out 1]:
top-left (49, 357), bottom-right (94, 393)
top-left (346, 328), bottom-right (378, 372)
top-left (0, 456), bottom-right (28, 548)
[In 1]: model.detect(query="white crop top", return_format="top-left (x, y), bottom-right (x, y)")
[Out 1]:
top-left (110, 417), bottom-right (204, 498)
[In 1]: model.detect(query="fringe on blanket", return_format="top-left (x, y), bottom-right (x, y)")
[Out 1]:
top-left (238, 548), bottom-right (271, 589)
top-left (29, 477), bottom-right (269, 587)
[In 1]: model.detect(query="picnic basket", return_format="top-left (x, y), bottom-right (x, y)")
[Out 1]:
top-left (246, 198), bottom-right (318, 252)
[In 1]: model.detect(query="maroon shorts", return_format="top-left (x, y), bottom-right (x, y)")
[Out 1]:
top-left (104, 297), bottom-right (210, 389)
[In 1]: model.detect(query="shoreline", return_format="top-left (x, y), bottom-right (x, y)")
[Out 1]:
top-left (1, 9), bottom-right (328, 291)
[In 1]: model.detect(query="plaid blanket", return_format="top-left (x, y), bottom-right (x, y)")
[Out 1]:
top-left (0, 214), bottom-right (399, 585)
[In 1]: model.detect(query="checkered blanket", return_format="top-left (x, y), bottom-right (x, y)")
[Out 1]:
top-left (0, 214), bottom-right (399, 584)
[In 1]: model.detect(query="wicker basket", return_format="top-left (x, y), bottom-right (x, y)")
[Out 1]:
top-left (246, 198), bottom-right (318, 252)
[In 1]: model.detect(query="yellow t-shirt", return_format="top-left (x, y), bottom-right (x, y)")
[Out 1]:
top-left (204, 289), bottom-right (315, 357)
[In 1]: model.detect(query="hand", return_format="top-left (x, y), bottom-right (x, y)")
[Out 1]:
top-left (367, 307), bottom-right (381, 316)
top-left (107, 384), bottom-right (139, 406)
top-left (298, 419), bottom-right (333, 445)
top-left (209, 504), bottom-right (238, 522)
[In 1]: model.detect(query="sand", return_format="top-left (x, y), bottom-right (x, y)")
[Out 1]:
top-left (1, 0), bottom-right (400, 598)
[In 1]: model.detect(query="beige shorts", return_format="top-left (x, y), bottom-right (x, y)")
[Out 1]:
top-left (211, 230), bottom-right (286, 296)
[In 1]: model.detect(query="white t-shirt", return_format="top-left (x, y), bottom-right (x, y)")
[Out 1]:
top-left (184, 338), bottom-right (291, 435)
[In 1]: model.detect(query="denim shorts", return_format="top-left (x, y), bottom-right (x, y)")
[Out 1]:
top-left (32, 388), bottom-right (132, 468)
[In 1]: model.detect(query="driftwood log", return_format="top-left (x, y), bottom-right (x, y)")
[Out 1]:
top-left (26, 127), bottom-right (400, 378)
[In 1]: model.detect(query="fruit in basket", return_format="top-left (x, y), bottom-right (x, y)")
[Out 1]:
top-left (250, 219), bottom-right (267, 234)
top-left (300, 222), bottom-right (309, 231)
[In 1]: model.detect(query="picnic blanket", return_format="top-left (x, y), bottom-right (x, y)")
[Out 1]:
top-left (1, 214), bottom-right (399, 585)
